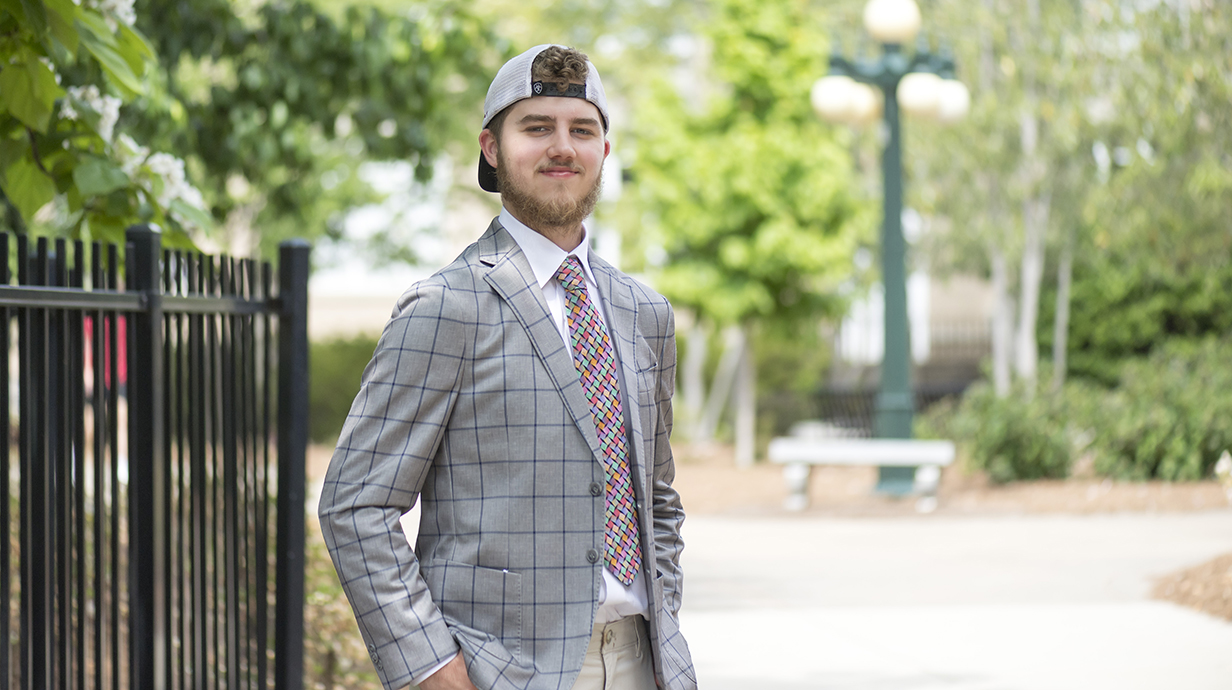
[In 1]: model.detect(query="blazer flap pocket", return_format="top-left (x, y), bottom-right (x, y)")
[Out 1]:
top-left (422, 560), bottom-right (523, 657)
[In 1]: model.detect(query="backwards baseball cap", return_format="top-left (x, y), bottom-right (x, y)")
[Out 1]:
top-left (478, 44), bottom-right (610, 193)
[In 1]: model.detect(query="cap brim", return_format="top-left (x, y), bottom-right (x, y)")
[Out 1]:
top-left (478, 152), bottom-right (499, 193)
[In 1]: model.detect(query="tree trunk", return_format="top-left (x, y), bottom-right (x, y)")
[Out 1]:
top-left (1013, 20), bottom-right (1051, 394)
top-left (733, 324), bottom-right (756, 468)
top-left (697, 325), bottom-right (743, 443)
top-left (1015, 188), bottom-right (1050, 390)
top-left (680, 319), bottom-right (709, 439)
top-left (990, 244), bottom-right (1013, 397)
top-left (1051, 225), bottom-right (1074, 394)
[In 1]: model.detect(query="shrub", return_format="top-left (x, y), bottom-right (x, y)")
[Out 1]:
top-left (921, 338), bottom-right (1232, 483)
top-left (309, 334), bottom-right (380, 444)
top-left (1085, 338), bottom-right (1232, 481)
top-left (918, 381), bottom-right (1072, 483)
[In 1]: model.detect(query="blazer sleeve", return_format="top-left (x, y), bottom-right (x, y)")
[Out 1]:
top-left (647, 301), bottom-right (687, 617)
top-left (317, 281), bottom-right (466, 690)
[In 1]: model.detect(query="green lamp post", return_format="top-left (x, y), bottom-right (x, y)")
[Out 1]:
top-left (811, 0), bottom-right (969, 495)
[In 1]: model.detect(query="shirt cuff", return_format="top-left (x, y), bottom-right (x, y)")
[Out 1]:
top-left (410, 652), bottom-right (458, 688)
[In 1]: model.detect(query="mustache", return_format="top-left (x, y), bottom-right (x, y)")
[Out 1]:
top-left (537, 161), bottom-right (583, 173)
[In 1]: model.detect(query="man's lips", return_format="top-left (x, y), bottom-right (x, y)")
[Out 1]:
top-left (539, 165), bottom-right (581, 178)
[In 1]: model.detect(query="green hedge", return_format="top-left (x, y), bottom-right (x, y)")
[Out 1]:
top-left (1085, 338), bottom-right (1232, 480)
top-left (918, 382), bottom-right (1072, 483)
top-left (919, 337), bottom-right (1232, 482)
top-left (309, 334), bottom-right (380, 444)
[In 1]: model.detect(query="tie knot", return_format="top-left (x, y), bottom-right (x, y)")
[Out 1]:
top-left (555, 255), bottom-right (587, 293)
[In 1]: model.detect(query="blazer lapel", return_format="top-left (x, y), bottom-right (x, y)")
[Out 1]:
top-left (590, 257), bottom-right (649, 480)
top-left (479, 220), bottom-right (605, 458)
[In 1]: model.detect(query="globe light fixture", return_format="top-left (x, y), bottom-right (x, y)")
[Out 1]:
top-left (811, 75), bottom-right (858, 122)
top-left (848, 83), bottom-right (883, 125)
top-left (813, 76), bottom-right (882, 126)
top-left (863, 0), bottom-right (923, 44)
top-left (813, 0), bottom-right (968, 495)
top-left (936, 79), bottom-right (971, 123)
top-left (897, 72), bottom-right (943, 117)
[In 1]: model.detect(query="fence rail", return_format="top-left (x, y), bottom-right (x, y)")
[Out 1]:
top-left (2, 227), bottom-right (309, 690)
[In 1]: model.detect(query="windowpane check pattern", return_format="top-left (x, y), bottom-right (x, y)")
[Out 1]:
top-left (555, 255), bottom-right (642, 586)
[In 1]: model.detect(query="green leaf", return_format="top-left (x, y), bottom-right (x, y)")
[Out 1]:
top-left (18, 0), bottom-right (50, 38)
top-left (77, 12), bottom-right (144, 97)
top-left (73, 156), bottom-right (130, 196)
top-left (117, 24), bottom-right (155, 73)
top-left (0, 59), bottom-right (65, 133)
top-left (1, 156), bottom-right (57, 223)
top-left (169, 199), bottom-right (214, 230)
top-left (44, 0), bottom-right (81, 56)
top-left (74, 10), bottom-right (119, 49)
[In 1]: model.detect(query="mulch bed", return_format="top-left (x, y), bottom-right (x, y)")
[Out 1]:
top-left (1152, 553), bottom-right (1232, 623)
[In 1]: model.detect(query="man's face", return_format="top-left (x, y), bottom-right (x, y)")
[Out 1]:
top-left (480, 94), bottom-right (610, 235)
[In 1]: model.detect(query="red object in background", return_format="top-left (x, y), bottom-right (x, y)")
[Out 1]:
top-left (83, 315), bottom-right (128, 392)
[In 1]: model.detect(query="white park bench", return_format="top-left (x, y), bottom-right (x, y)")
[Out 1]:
top-left (767, 432), bottom-right (956, 512)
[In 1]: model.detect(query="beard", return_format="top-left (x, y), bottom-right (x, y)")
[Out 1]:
top-left (496, 150), bottom-right (603, 234)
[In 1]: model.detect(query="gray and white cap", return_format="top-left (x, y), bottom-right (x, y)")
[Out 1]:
top-left (478, 44), bottom-right (610, 193)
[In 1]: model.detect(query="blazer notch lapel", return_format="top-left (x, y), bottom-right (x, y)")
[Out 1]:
top-left (481, 226), bottom-right (605, 456)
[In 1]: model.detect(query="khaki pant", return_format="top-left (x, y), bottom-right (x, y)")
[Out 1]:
top-left (571, 616), bottom-right (656, 690)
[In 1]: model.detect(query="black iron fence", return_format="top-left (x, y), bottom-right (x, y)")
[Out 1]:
top-left (1, 227), bottom-right (309, 690)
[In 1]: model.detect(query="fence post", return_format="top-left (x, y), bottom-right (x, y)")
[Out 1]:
top-left (126, 226), bottom-right (166, 690)
top-left (275, 240), bottom-right (310, 690)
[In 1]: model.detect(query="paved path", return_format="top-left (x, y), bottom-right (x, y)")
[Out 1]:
top-left (677, 511), bottom-right (1232, 689)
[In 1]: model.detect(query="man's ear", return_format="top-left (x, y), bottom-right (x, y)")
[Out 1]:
top-left (479, 129), bottom-right (499, 168)
top-left (604, 138), bottom-right (611, 160)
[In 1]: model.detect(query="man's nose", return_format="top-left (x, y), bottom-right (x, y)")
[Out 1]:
top-left (545, 130), bottom-right (576, 159)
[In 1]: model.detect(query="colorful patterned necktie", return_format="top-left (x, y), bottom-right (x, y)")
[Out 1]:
top-left (555, 255), bottom-right (642, 586)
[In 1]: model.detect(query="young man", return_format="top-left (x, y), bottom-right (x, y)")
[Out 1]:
top-left (318, 45), bottom-right (696, 690)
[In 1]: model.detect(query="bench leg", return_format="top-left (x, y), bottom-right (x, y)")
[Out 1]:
top-left (783, 463), bottom-right (811, 511)
top-left (914, 465), bottom-right (941, 513)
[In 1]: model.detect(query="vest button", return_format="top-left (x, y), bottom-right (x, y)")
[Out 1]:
top-left (589, 482), bottom-right (602, 497)
top-left (586, 549), bottom-right (599, 564)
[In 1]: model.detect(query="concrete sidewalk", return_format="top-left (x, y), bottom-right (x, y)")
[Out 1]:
top-left (677, 511), bottom-right (1232, 689)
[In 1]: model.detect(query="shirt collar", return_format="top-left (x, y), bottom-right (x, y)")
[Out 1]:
top-left (499, 207), bottom-right (597, 289)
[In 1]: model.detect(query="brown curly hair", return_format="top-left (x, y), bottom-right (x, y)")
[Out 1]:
top-left (487, 46), bottom-right (598, 140)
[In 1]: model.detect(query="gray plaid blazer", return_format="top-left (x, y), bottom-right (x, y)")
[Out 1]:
top-left (318, 219), bottom-right (697, 690)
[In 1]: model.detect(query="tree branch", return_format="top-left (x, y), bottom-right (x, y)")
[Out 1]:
top-left (26, 128), bottom-right (54, 177)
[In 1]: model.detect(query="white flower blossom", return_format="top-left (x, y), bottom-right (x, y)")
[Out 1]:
top-left (99, 0), bottom-right (136, 29)
top-left (66, 85), bottom-right (122, 142)
top-left (95, 96), bottom-right (121, 142)
top-left (61, 100), bottom-right (79, 121)
top-left (114, 134), bottom-right (149, 176)
top-left (143, 152), bottom-right (209, 225)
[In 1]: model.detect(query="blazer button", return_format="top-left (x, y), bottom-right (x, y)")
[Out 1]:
top-left (586, 549), bottom-right (600, 564)
top-left (589, 482), bottom-right (602, 497)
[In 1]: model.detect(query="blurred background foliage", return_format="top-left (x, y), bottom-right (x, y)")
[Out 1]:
top-left (4, 0), bottom-right (1229, 465)
top-left (921, 338), bottom-right (1232, 483)
top-left (2, 0), bottom-right (508, 255)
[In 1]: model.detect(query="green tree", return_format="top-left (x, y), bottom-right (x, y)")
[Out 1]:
top-left (2, 0), bottom-right (507, 257)
top-left (0, 0), bottom-right (207, 244)
top-left (1039, 1), bottom-right (1232, 383)
top-left (631, 0), bottom-right (870, 463)
top-left (128, 0), bottom-right (506, 258)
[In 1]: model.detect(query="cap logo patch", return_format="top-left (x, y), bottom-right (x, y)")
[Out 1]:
top-left (531, 81), bottom-right (588, 99)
